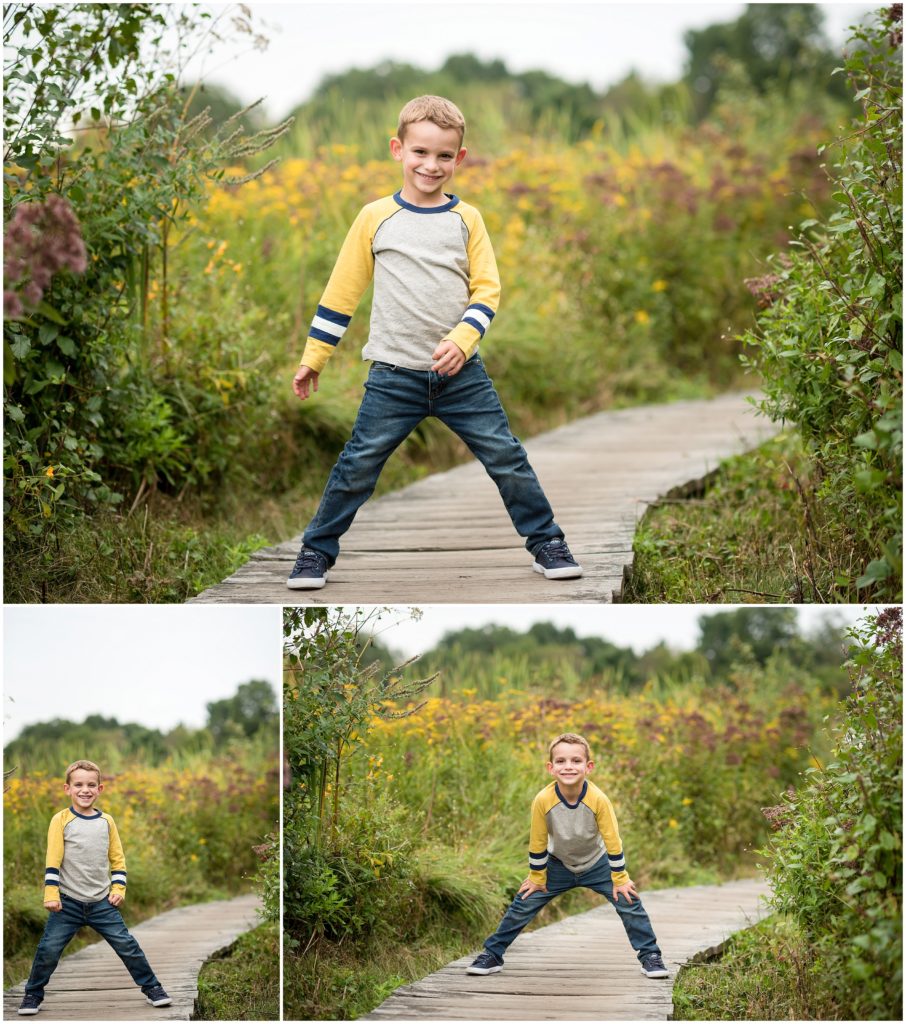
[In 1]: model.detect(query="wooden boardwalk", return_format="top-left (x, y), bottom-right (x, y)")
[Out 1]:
top-left (366, 878), bottom-right (770, 1020)
top-left (3, 894), bottom-right (262, 1021)
top-left (191, 392), bottom-right (776, 604)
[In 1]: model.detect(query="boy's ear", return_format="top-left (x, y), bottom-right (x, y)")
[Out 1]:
top-left (389, 136), bottom-right (403, 161)
top-left (455, 147), bottom-right (467, 167)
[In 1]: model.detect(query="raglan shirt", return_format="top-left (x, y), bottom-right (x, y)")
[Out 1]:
top-left (300, 191), bottom-right (501, 373)
top-left (527, 780), bottom-right (630, 887)
top-left (43, 807), bottom-right (128, 904)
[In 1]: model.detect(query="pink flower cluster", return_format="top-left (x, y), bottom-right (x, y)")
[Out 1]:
top-left (4, 194), bottom-right (88, 319)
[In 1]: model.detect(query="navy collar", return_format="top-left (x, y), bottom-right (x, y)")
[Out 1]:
top-left (69, 805), bottom-right (102, 819)
top-left (555, 780), bottom-right (588, 808)
top-left (393, 190), bottom-right (459, 213)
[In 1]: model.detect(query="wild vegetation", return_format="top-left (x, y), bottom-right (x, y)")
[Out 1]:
top-left (674, 607), bottom-right (902, 1019)
top-left (630, 6), bottom-right (902, 603)
top-left (4, 4), bottom-right (860, 601)
top-left (283, 607), bottom-right (858, 1019)
top-left (2, 680), bottom-right (279, 999)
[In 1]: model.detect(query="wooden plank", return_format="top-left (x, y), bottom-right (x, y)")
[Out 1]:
top-left (365, 878), bottom-right (771, 1020)
top-left (191, 391), bottom-right (776, 604)
top-left (3, 895), bottom-right (264, 1021)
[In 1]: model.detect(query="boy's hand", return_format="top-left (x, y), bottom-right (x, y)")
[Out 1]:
top-left (108, 892), bottom-right (124, 907)
top-left (293, 365), bottom-right (320, 400)
top-left (431, 339), bottom-right (465, 377)
top-left (44, 900), bottom-right (62, 912)
top-left (517, 877), bottom-right (548, 900)
top-left (613, 880), bottom-right (639, 904)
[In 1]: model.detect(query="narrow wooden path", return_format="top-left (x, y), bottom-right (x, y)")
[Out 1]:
top-left (192, 391), bottom-right (776, 604)
top-left (3, 894), bottom-right (262, 1021)
top-left (366, 877), bottom-right (770, 1020)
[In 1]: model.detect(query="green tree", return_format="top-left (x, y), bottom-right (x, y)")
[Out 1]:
top-left (684, 3), bottom-right (851, 118)
top-left (206, 680), bottom-right (278, 746)
top-left (697, 608), bottom-right (800, 673)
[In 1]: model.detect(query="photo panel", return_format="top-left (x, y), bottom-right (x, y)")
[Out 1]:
top-left (3, 605), bottom-right (282, 1021)
top-left (281, 603), bottom-right (899, 1020)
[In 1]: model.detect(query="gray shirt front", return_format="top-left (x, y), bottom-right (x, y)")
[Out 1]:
top-left (362, 195), bottom-right (472, 370)
top-left (60, 810), bottom-right (113, 902)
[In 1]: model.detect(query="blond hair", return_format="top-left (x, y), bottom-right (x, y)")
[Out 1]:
top-left (65, 759), bottom-right (101, 784)
top-left (397, 95), bottom-right (466, 145)
top-left (548, 733), bottom-right (592, 761)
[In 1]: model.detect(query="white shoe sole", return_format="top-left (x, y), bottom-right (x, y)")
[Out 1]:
top-left (640, 968), bottom-right (669, 978)
top-left (286, 572), bottom-right (329, 590)
top-left (17, 1010), bottom-right (39, 1016)
top-left (146, 998), bottom-right (172, 1007)
top-left (466, 965), bottom-right (503, 975)
top-left (532, 562), bottom-right (583, 579)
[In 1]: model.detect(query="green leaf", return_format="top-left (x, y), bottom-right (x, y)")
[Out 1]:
top-left (56, 336), bottom-right (77, 357)
top-left (856, 560), bottom-right (891, 588)
top-left (10, 336), bottom-right (32, 360)
top-left (38, 323), bottom-right (59, 346)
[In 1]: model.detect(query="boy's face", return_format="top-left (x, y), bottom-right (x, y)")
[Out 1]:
top-left (389, 120), bottom-right (466, 206)
top-left (546, 742), bottom-right (593, 788)
top-left (64, 768), bottom-right (103, 813)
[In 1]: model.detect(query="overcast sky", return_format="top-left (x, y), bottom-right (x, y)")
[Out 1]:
top-left (195, 1), bottom-right (875, 122)
top-left (3, 606), bottom-right (281, 741)
top-left (352, 603), bottom-right (876, 659)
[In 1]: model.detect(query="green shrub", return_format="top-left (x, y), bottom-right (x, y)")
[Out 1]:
top-left (760, 607), bottom-right (902, 1018)
top-left (741, 7), bottom-right (902, 599)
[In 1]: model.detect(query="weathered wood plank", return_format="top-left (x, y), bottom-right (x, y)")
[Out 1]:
top-left (3, 894), bottom-right (264, 1021)
top-left (191, 392), bottom-right (776, 604)
top-left (365, 878), bottom-right (770, 1020)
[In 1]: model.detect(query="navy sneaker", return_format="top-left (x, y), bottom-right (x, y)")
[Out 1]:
top-left (532, 539), bottom-right (583, 579)
top-left (640, 953), bottom-right (669, 978)
top-left (287, 547), bottom-right (329, 589)
top-left (18, 994), bottom-right (41, 1015)
top-left (466, 949), bottom-right (503, 975)
top-left (144, 984), bottom-right (172, 1007)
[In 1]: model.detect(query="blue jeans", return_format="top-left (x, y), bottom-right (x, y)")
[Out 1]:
top-left (483, 853), bottom-right (662, 962)
top-left (303, 355), bottom-right (563, 566)
top-left (25, 894), bottom-right (159, 1000)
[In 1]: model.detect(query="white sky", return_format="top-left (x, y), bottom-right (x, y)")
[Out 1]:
top-left (2, 606), bottom-right (281, 741)
top-left (197, 1), bottom-right (875, 122)
top-left (366, 604), bottom-right (878, 659)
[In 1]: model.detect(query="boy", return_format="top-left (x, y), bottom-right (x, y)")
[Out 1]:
top-left (467, 733), bottom-right (669, 979)
top-left (18, 760), bottom-right (171, 1015)
top-left (287, 94), bottom-right (582, 589)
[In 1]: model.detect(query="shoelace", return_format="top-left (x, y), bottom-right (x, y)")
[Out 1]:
top-left (540, 540), bottom-right (571, 560)
top-left (292, 549), bottom-right (325, 573)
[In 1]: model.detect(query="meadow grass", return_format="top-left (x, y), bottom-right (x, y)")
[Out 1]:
top-left (194, 920), bottom-right (279, 1021)
top-left (672, 915), bottom-right (842, 1020)
top-left (623, 431), bottom-right (886, 603)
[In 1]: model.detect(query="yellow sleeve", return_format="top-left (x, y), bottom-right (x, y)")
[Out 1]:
top-left (299, 202), bottom-right (385, 373)
top-left (593, 791), bottom-right (630, 886)
top-left (105, 814), bottom-right (128, 900)
top-left (43, 811), bottom-right (65, 903)
top-left (528, 792), bottom-right (551, 886)
top-left (445, 206), bottom-right (501, 359)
